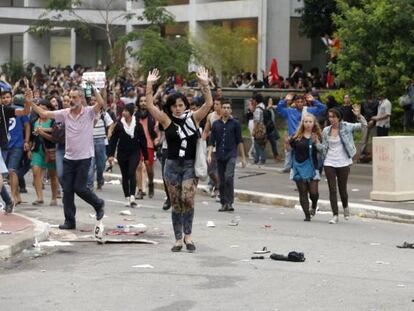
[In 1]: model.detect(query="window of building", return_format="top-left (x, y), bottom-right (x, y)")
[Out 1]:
top-left (50, 35), bottom-right (71, 67)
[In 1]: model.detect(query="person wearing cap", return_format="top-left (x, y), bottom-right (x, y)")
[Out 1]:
top-left (0, 89), bottom-right (31, 214)
top-left (30, 86), bottom-right (105, 231)
top-left (1, 93), bottom-right (30, 205)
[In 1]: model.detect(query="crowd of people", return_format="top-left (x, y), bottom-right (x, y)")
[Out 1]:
top-left (0, 62), bottom-right (394, 251)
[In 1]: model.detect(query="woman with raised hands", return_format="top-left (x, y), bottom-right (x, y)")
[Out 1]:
top-left (146, 67), bottom-right (213, 253)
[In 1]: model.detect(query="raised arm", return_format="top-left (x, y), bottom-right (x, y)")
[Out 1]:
top-left (193, 67), bottom-right (213, 125)
top-left (146, 69), bottom-right (170, 129)
top-left (15, 89), bottom-right (33, 117)
top-left (92, 85), bottom-right (105, 114)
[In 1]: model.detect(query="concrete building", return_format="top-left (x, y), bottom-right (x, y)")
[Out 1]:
top-left (0, 0), bottom-right (327, 78)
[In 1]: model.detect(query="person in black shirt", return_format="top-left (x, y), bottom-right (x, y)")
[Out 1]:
top-left (145, 67), bottom-right (213, 253)
top-left (208, 99), bottom-right (246, 212)
top-left (108, 104), bottom-right (148, 208)
top-left (339, 94), bottom-right (356, 123)
top-left (290, 113), bottom-right (322, 221)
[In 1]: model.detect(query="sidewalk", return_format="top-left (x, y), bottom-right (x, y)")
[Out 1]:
top-left (0, 211), bottom-right (49, 259)
top-left (105, 160), bottom-right (414, 224)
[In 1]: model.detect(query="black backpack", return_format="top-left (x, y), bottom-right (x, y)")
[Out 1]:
top-left (259, 107), bottom-right (275, 133)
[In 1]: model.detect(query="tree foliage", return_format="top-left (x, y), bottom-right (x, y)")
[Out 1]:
top-left (333, 0), bottom-right (414, 100)
top-left (297, 0), bottom-right (362, 38)
top-left (192, 25), bottom-right (257, 83)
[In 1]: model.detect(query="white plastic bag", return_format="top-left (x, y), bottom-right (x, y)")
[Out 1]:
top-left (195, 138), bottom-right (208, 181)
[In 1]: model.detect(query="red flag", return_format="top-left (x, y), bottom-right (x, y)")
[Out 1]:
top-left (326, 70), bottom-right (334, 88)
top-left (268, 58), bottom-right (281, 87)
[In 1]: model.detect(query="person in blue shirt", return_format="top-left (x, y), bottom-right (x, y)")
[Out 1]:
top-left (5, 94), bottom-right (30, 204)
top-left (208, 99), bottom-right (246, 212)
top-left (277, 93), bottom-right (326, 172)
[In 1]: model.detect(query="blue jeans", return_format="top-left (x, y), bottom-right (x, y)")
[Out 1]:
top-left (283, 150), bottom-right (292, 171)
top-left (5, 147), bottom-right (24, 172)
top-left (62, 157), bottom-right (104, 226)
top-left (1, 150), bottom-right (12, 205)
top-left (217, 157), bottom-right (236, 205)
top-left (267, 131), bottom-right (279, 157)
top-left (87, 138), bottom-right (107, 189)
top-left (254, 139), bottom-right (266, 164)
top-left (55, 146), bottom-right (65, 186)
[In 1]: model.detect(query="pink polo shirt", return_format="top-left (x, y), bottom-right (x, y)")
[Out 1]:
top-left (53, 106), bottom-right (96, 160)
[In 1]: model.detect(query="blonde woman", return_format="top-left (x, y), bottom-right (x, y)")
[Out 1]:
top-left (290, 113), bottom-right (322, 221)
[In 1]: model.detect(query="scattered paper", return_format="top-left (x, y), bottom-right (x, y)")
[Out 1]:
top-left (0, 230), bottom-right (12, 234)
top-left (128, 224), bottom-right (147, 231)
top-left (370, 242), bottom-right (381, 246)
top-left (120, 210), bottom-right (132, 216)
top-left (206, 221), bottom-right (216, 227)
top-left (375, 261), bottom-right (390, 265)
top-left (351, 188), bottom-right (360, 192)
top-left (230, 245), bottom-right (239, 248)
top-left (228, 219), bottom-right (239, 226)
top-left (105, 180), bottom-right (121, 185)
top-left (38, 241), bottom-right (73, 247)
top-left (132, 264), bottom-right (154, 269)
top-left (397, 284), bottom-right (406, 288)
top-left (202, 201), bottom-right (209, 205)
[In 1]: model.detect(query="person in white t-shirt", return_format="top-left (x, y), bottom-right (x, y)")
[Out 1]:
top-left (372, 96), bottom-right (392, 136)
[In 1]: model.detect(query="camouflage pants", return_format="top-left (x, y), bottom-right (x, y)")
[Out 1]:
top-left (164, 159), bottom-right (198, 240)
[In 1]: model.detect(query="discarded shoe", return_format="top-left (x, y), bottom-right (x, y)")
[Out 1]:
top-left (254, 247), bottom-right (271, 254)
top-left (397, 242), bottom-right (414, 249)
top-left (270, 251), bottom-right (305, 262)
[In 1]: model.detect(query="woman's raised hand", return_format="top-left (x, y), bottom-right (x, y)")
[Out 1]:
top-left (352, 104), bottom-right (361, 117)
top-left (147, 69), bottom-right (160, 83)
top-left (196, 67), bottom-right (209, 85)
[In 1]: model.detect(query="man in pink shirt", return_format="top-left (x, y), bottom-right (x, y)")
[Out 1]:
top-left (31, 86), bottom-right (105, 231)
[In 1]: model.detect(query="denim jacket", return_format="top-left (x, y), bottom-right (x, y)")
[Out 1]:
top-left (317, 116), bottom-right (367, 159)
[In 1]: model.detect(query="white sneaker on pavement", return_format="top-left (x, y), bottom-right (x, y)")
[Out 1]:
top-left (329, 215), bottom-right (339, 224)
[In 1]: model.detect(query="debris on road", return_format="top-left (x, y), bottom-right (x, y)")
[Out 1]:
top-left (206, 221), bottom-right (216, 227)
top-left (230, 245), bottom-right (239, 248)
top-left (105, 179), bottom-right (120, 185)
top-left (270, 251), bottom-right (305, 262)
top-left (251, 256), bottom-right (265, 260)
top-left (119, 210), bottom-right (132, 216)
top-left (264, 224), bottom-right (272, 228)
top-left (38, 241), bottom-right (73, 247)
top-left (228, 219), bottom-right (239, 226)
top-left (254, 247), bottom-right (270, 254)
top-left (397, 242), bottom-right (414, 249)
top-left (375, 261), bottom-right (390, 265)
top-left (370, 242), bottom-right (381, 246)
top-left (0, 230), bottom-right (12, 234)
top-left (132, 264), bottom-right (154, 269)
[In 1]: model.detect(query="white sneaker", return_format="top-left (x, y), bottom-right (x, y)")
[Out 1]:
top-left (344, 207), bottom-right (350, 220)
top-left (130, 195), bottom-right (137, 208)
top-left (329, 215), bottom-right (339, 224)
top-left (124, 197), bottom-right (130, 207)
top-left (94, 222), bottom-right (104, 241)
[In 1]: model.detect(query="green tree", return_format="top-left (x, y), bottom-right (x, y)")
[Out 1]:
top-left (29, 0), bottom-right (138, 64)
top-left (333, 0), bottom-right (414, 129)
top-left (112, 0), bottom-right (192, 78)
top-left (297, 0), bottom-right (362, 37)
top-left (192, 25), bottom-right (257, 85)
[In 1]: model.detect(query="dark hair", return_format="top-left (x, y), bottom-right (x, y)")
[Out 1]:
top-left (221, 98), bottom-right (232, 106)
top-left (328, 108), bottom-right (342, 120)
top-left (252, 92), bottom-right (263, 103)
top-left (1, 90), bottom-right (12, 97)
top-left (38, 99), bottom-right (55, 111)
top-left (136, 94), bottom-right (145, 108)
top-left (124, 103), bottom-right (135, 116)
top-left (164, 93), bottom-right (190, 116)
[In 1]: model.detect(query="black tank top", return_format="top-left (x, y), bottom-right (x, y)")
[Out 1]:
top-left (165, 112), bottom-right (198, 160)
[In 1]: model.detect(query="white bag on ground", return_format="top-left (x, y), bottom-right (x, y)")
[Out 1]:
top-left (195, 138), bottom-right (208, 181)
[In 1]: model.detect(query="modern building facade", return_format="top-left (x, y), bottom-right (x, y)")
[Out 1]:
top-left (0, 0), bottom-right (327, 78)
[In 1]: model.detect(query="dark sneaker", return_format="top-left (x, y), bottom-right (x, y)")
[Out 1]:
top-left (184, 239), bottom-right (196, 253)
top-left (4, 201), bottom-right (15, 214)
top-left (19, 187), bottom-right (28, 194)
top-left (135, 190), bottom-right (144, 200)
top-left (59, 222), bottom-right (76, 230)
top-left (96, 201), bottom-right (105, 221)
top-left (218, 205), bottom-right (227, 212)
top-left (148, 183), bottom-right (154, 198)
top-left (162, 199), bottom-right (171, 210)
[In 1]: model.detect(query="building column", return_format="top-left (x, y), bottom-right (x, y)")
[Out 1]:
top-left (265, 0), bottom-right (290, 77)
top-left (257, 0), bottom-right (267, 76)
top-left (23, 32), bottom-right (50, 67)
top-left (70, 28), bottom-right (76, 67)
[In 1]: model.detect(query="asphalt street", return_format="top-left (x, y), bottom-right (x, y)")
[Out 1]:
top-left (0, 179), bottom-right (414, 311)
